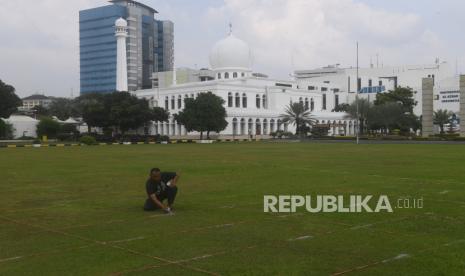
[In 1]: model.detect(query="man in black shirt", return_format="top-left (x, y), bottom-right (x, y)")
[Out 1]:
top-left (144, 168), bottom-right (179, 213)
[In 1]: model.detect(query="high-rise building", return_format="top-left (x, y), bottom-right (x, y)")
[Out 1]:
top-left (79, 0), bottom-right (174, 94)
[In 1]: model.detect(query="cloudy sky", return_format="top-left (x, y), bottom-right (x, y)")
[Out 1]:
top-left (0, 0), bottom-right (464, 97)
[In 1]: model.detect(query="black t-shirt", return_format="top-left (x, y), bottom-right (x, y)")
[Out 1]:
top-left (146, 172), bottom-right (177, 197)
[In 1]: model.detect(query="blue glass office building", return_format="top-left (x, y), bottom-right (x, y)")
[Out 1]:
top-left (79, 0), bottom-right (174, 94)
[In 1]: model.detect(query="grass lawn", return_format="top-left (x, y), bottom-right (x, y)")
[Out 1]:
top-left (1, 142), bottom-right (464, 275)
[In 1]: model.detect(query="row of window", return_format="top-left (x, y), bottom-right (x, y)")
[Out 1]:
top-left (217, 72), bottom-right (246, 79)
top-left (227, 93), bottom-right (267, 109)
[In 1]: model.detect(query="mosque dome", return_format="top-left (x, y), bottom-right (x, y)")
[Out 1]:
top-left (115, 17), bottom-right (127, 27)
top-left (209, 33), bottom-right (252, 71)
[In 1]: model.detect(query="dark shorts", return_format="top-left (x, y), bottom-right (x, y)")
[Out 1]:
top-left (144, 186), bottom-right (178, 211)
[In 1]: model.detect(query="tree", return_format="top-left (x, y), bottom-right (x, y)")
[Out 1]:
top-left (176, 92), bottom-right (227, 139)
top-left (76, 93), bottom-right (108, 133)
top-left (31, 105), bottom-right (49, 118)
top-left (0, 80), bottom-right (22, 118)
top-left (280, 102), bottom-right (315, 137)
top-left (333, 103), bottom-right (350, 112)
top-left (367, 102), bottom-right (403, 134)
top-left (374, 86), bottom-right (417, 113)
top-left (48, 98), bottom-right (80, 120)
top-left (0, 119), bottom-right (15, 139)
top-left (105, 92), bottom-right (154, 134)
top-left (433, 109), bottom-right (452, 134)
top-left (36, 117), bottom-right (61, 139)
top-left (345, 98), bottom-right (372, 135)
top-left (152, 106), bottom-right (169, 122)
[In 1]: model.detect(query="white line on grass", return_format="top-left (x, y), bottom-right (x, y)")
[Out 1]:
top-left (288, 235), bottom-right (313, 241)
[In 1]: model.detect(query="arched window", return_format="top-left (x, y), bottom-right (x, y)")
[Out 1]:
top-left (240, 118), bottom-right (246, 135)
top-left (233, 72), bottom-right (238, 78)
top-left (270, 119), bottom-right (275, 133)
top-left (232, 118), bottom-right (238, 135)
top-left (299, 97), bottom-right (303, 106)
top-left (262, 95), bottom-right (267, 109)
top-left (255, 119), bottom-right (262, 135)
top-left (171, 96), bottom-right (175, 109)
top-left (177, 95), bottom-right (182, 109)
top-left (305, 98), bottom-right (309, 110)
top-left (310, 98), bottom-right (315, 111)
top-left (228, 92), bottom-right (233, 107)
top-left (235, 93), bottom-right (240, 107)
top-left (242, 93), bottom-right (247, 108)
top-left (165, 96), bottom-right (169, 110)
top-left (218, 73), bottom-right (221, 79)
top-left (256, 94), bottom-right (261, 108)
top-left (263, 119), bottom-right (268, 135)
top-left (277, 119), bottom-right (282, 131)
top-left (225, 72), bottom-right (229, 79)
top-left (248, 118), bottom-right (253, 135)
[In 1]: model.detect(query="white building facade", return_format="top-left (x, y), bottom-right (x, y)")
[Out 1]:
top-left (133, 33), bottom-right (354, 138)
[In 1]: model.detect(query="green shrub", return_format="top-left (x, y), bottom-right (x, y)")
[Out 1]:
top-left (0, 119), bottom-right (14, 139)
top-left (36, 117), bottom-right (61, 139)
top-left (79, 135), bottom-right (97, 145)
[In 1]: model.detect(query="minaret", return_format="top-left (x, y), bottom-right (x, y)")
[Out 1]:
top-left (115, 17), bottom-right (128, 92)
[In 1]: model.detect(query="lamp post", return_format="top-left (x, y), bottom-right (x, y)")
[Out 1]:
top-left (356, 42), bottom-right (360, 145)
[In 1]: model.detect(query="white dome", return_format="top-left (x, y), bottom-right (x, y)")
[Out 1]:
top-left (209, 34), bottom-right (252, 70)
top-left (115, 17), bottom-right (127, 27)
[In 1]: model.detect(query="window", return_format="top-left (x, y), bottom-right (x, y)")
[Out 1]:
top-left (232, 118), bottom-right (238, 135)
top-left (242, 93), bottom-right (247, 108)
top-left (171, 96), bottom-right (175, 109)
top-left (308, 86), bottom-right (315, 90)
top-left (379, 80), bottom-right (383, 86)
top-left (218, 73), bottom-right (221, 79)
top-left (228, 92), bottom-right (233, 107)
top-left (310, 98), bottom-right (314, 111)
top-left (262, 95), bottom-right (267, 108)
top-left (233, 72), bottom-right (238, 78)
top-left (368, 79), bottom-right (372, 87)
top-left (305, 98), bottom-right (309, 110)
top-left (299, 97), bottom-right (303, 106)
top-left (322, 94), bottom-right (327, 110)
top-left (321, 87), bottom-right (328, 92)
top-left (240, 118), bottom-right (246, 135)
top-left (235, 93), bottom-right (240, 107)
top-left (256, 94), bottom-right (261, 108)
top-left (177, 95), bottom-right (182, 109)
top-left (165, 96), bottom-right (169, 110)
top-left (241, 72), bottom-right (245, 77)
top-left (335, 94), bottom-right (339, 107)
top-left (357, 78), bottom-right (361, 92)
top-left (225, 72), bottom-right (229, 79)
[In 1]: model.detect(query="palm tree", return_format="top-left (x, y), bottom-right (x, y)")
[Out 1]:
top-left (433, 109), bottom-right (452, 134)
top-left (280, 102), bottom-right (315, 137)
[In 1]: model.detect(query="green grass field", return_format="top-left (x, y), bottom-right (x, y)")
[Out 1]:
top-left (1, 142), bottom-right (465, 275)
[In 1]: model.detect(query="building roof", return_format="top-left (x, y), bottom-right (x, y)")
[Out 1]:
top-left (109, 0), bottom-right (158, 14)
top-left (22, 94), bottom-right (50, 100)
top-left (4, 115), bottom-right (39, 122)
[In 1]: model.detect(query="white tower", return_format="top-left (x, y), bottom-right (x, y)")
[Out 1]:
top-left (115, 18), bottom-right (128, 92)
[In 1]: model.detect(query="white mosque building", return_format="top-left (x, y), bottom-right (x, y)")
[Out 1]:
top-left (133, 31), bottom-right (355, 138)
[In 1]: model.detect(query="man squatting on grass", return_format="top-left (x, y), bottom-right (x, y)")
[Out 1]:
top-left (144, 168), bottom-right (179, 214)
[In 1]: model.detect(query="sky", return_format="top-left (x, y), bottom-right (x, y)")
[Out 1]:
top-left (0, 0), bottom-right (464, 98)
